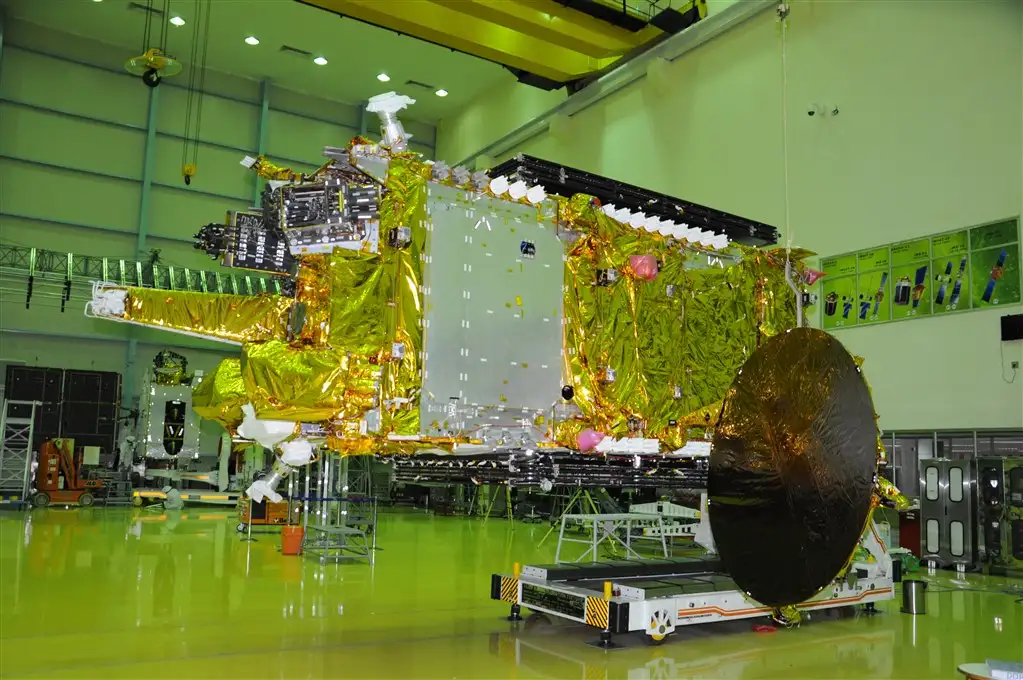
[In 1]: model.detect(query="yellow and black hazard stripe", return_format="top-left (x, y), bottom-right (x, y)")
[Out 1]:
top-left (585, 596), bottom-right (609, 628)
top-left (490, 574), bottom-right (519, 603)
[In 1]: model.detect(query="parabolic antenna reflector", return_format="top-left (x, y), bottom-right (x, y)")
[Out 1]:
top-left (709, 328), bottom-right (877, 607)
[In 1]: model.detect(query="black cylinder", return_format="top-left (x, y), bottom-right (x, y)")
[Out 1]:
top-left (824, 293), bottom-right (838, 317)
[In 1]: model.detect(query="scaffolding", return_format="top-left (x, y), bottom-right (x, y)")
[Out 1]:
top-left (0, 400), bottom-right (39, 506)
top-left (297, 454), bottom-right (379, 564)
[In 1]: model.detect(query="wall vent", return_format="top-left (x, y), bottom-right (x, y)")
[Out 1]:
top-left (279, 45), bottom-right (313, 56)
top-left (126, 2), bottom-right (165, 16)
top-left (404, 79), bottom-right (436, 91)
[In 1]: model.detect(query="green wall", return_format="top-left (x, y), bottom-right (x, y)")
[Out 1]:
top-left (438, 0), bottom-right (1023, 431)
top-left (0, 19), bottom-right (437, 452)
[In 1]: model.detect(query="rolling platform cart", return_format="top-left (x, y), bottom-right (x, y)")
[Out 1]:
top-left (491, 521), bottom-right (894, 645)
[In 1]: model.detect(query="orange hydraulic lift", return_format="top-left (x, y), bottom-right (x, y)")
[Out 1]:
top-left (32, 439), bottom-right (102, 508)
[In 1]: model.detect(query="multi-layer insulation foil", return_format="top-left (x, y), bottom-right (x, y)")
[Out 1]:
top-left (95, 143), bottom-right (810, 455)
top-left (557, 196), bottom-right (799, 449)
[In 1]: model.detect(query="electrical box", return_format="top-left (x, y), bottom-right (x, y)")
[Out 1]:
top-left (977, 456), bottom-right (1023, 575)
top-left (919, 458), bottom-right (976, 569)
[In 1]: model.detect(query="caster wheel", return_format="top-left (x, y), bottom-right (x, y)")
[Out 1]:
top-left (32, 492), bottom-right (50, 508)
top-left (132, 496), bottom-right (144, 507)
top-left (237, 523), bottom-right (246, 533)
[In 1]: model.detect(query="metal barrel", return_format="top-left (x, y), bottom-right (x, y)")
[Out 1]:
top-left (901, 579), bottom-right (928, 615)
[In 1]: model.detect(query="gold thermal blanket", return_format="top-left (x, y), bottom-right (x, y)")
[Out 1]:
top-left (557, 196), bottom-right (799, 449)
top-left (192, 358), bottom-right (247, 430)
top-left (121, 288), bottom-right (292, 344)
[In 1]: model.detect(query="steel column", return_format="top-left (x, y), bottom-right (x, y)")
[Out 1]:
top-left (122, 338), bottom-right (139, 412)
top-left (253, 79), bottom-right (271, 205)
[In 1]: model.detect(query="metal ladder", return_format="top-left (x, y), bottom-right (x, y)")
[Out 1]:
top-left (0, 400), bottom-right (39, 507)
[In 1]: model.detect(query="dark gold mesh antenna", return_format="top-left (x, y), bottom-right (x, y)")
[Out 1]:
top-left (709, 327), bottom-right (878, 607)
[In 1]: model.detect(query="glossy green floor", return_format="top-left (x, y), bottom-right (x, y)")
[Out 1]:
top-left (0, 508), bottom-right (1020, 678)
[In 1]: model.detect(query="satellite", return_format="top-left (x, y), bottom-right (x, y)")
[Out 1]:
top-left (85, 92), bottom-right (903, 611)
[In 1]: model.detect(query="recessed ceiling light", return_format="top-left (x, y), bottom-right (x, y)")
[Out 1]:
top-left (169, 16), bottom-right (185, 26)
top-left (244, 36), bottom-right (260, 45)
top-left (377, 73), bottom-right (390, 82)
top-left (435, 89), bottom-right (448, 97)
top-left (313, 56), bottom-right (328, 66)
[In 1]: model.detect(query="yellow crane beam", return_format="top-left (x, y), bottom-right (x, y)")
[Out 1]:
top-left (297, 0), bottom-right (664, 84)
top-left (427, 0), bottom-right (660, 59)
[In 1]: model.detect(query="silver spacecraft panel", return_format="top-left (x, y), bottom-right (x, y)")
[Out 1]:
top-left (419, 184), bottom-right (564, 438)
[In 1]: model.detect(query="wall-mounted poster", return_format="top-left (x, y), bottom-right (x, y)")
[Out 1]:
top-left (890, 238), bottom-right (931, 320)
top-left (819, 253), bottom-right (857, 278)
top-left (821, 274), bottom-right (857, 329)
top-left (931, 230), bottom-right (971, 314)
top-left (855, 248), bottom-right (891, 324)
top-left (818, 218), bottom-right (1019, 330)
top-left (969, 221), bottom-right (1021, 308)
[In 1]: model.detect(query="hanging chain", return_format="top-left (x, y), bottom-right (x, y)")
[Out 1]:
top-left (157, 0), bottom-right (170, 53)
top-left (181, 0), bottom-right (212, 183)
top-left (181, 0), bottom-right (202, 175)
top-left (778, 2), bottom-right (792, 263)
top-left (141, 0), bottom-right (154, 53)
top-left (192, 2), bottom-right (213, 168)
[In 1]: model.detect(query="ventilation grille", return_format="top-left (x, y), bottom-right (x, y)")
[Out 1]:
top-left (404, 79), bottom-right (436, 91)
top-left (127, 2), bottom-right (165, 16)
top-left (280, 45), bottom-right (313, 56)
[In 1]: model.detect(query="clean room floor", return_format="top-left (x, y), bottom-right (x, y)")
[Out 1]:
top-left (0, 507), bottom-right (1020, 678)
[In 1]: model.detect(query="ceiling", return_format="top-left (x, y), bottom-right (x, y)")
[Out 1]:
top-left (295, 0), bottom-right (670, 88)
top-left (0, 0), bottom-right (515, 122)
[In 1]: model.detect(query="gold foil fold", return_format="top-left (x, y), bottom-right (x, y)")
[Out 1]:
top-left (327, 250), bottom-right (390, 354)
top-left (293, 254), bottom-right (333, 346)
top-left (376, 155), bottom-right (431, 436)
top-left (248, 155), bottom-right (328, 183)
top-left (192, 358), bottom-right (247, 431)
top-left (876, 476), bottom-right (912, 511)
top-left (122, 288), bottom-right (292, 344)
top-left (242, 340), bottom-right (380, 424)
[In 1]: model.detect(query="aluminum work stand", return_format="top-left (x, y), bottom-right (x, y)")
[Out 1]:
top-left (0, 400), bottom-right (38, 508)
top-left (554, 513), bottom-right (669, 564)
top-left (301, 454), bottom-right (378, 564)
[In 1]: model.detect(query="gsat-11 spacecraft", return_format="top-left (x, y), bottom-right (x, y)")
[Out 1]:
top-left (87, 92), bottom-right (904, 612)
